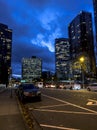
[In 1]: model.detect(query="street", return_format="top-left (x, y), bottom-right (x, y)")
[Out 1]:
top-left (25, 88), bottom-right (97, 130)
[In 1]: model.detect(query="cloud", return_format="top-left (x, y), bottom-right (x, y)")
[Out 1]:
top-left (0, 0), bottom-right (94, 75)
top-left (31, 27), bottom-right (62, 52)
top-left (12, 39), bottom-right (55, 74)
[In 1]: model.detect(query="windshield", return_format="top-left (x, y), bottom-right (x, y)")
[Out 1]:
top-left (22, 84), bottom-right (37, 89)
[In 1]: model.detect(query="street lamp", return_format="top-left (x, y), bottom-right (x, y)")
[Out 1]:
top-left (79, 56), bottom-right (85, 89)
top-left (80, 57), bottom-right (84, 63)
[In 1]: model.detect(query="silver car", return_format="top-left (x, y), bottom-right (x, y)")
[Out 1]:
top-left (87, 83), bottom-right (97, 91)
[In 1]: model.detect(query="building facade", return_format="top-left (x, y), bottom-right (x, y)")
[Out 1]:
top-left (22, 56), bottom-right (42, 82)
top-left (55, 38), bottom-right (71, 80)
top-left (0, 23), bottom-right (12, 85)
top-left (93, 0), bottom-right (97, 71)
top-left (93, 0), bottom-right (97, 43)
top-left (68, 11), bottom-right (96, 79)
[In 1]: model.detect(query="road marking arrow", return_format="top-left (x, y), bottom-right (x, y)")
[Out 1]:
top-left (87, 99), bottom-right (97, 105)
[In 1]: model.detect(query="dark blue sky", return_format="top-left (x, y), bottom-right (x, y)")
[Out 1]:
top-left (0, 0), bottom-right (94, 77)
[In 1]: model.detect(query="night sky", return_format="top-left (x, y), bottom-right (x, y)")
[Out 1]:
top-left (0, 0), bottom-right (94, 77)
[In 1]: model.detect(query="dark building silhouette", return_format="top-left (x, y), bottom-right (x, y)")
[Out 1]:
top-left (93, 0), bottom-right (97, 75)
top-left (0, 23), bottom-right (12, 85)
top-left (68, 11), bottom-right (96, 78)
top-left (42, 71), bottom-right (51, 79)
top-left (93, 0), bottom-right (97, 43)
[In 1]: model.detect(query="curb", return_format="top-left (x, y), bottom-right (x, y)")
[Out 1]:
top-left (16, 95), bottom-right (42, 130)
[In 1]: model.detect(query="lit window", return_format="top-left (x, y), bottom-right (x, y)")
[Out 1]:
top-left (7, 56), bottom-right (10, 60)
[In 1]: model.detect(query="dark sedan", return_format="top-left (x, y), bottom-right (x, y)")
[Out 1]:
top-left (17, 83), bottom-right (41, 102)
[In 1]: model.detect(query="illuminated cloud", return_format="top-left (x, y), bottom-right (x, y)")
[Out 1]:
top-left (31, 27), bottom-right (62, 52)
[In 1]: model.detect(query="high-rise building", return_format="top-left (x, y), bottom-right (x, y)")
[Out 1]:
top-left (93, 0), bottom-right (97, 69)
top-left (68, 11), bottom-right (96, 78)
top-left (55, 38), bottom-right (71, 80)
top-left (0, 23), bottom-right (12, 85)
top-left (93, 0), bottom-right (97, 43)
top-left (22, 56), bottom-right (42, 82)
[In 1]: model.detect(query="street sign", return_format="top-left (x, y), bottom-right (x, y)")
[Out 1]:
top-left (21, 80), bottom-right (26, 83)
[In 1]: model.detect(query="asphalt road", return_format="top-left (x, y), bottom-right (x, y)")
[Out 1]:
top-left (25, 88), bottom-right (97, 130)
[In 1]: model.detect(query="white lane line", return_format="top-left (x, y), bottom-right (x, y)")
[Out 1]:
top-left (28, 104), bottom-right (68, 110)
top-left (42, 94), bottom-right (97, 114)
top-left (34, 108), bottom-right (97, 115)
top-left (88, 99), bottom-right (97, 103)
top-left (40, 124), bottom-right (80, 130)
top-left (38, 103), bottom-right (68, 109)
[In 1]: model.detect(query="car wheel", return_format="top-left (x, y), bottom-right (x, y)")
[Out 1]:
top-left (20, 95), bottom-right (25, 103)
top-left (64, 87), bottom-right (66, 89)
top-left (87, 88), bottom-right (91, 91)
top-left (70, 86), bottom-right (73, 90)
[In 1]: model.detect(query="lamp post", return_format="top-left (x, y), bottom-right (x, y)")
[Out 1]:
top-left (79, 57), bottom-right (85, 89)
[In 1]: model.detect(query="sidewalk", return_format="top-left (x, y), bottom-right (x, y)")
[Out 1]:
top-left (0, 88), bottom-right (30, 130)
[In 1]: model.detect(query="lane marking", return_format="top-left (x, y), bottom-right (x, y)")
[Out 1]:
top-left (38, 103), bottom-right (68, 109)
top-left (87, 102), bottom-right (94, 106)
top-left (34, 108), bottom-right (97, 115)
top-left (40, 124), bottom-right (80, 130)
top-left (42, 94), bottom-right (97, 114)
top-left (28, 104), bottom-right (68, 110)
top-left (88, 99), bottom-right (97, 102)
top-left (87, 99), bottom-right (97, 106)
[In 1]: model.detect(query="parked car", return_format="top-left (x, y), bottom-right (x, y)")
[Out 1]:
top-left (0, 84), bottom-right (6, 92)
top-left (35, 82), bottom-right (43, 88)
top-left (17, 83), bottom-right (41, 102)
top-left (59, 81), bottom-right (81, 90)
top-left (0, 84), bottom-right (6, 88)
top-left (87, 83), bottom-right (97, 91)
top-left (72, 83), bottom-right (81, 90)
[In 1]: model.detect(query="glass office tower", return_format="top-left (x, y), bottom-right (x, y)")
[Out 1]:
top-left (0, 23), bottom-right (12, 85)
top-left (93, 0), bottom-right (97, 42)
top-left (68, 11), bottom-right (96, 78)
top-left (55, 38), bottom-right (71, 80)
